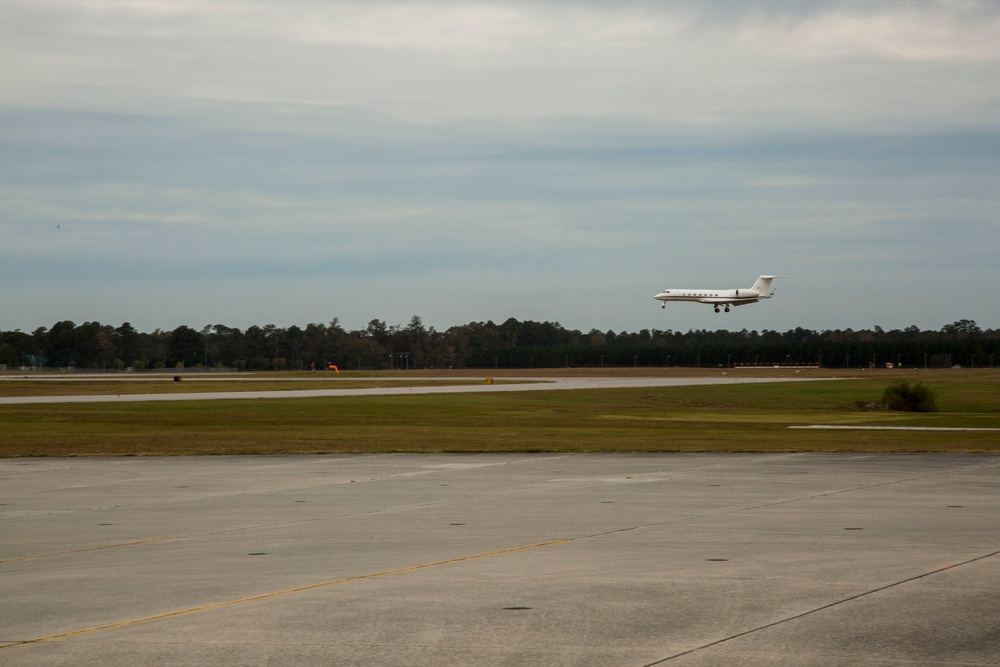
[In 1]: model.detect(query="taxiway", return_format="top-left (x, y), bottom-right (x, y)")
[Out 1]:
top-left (2, 453), bottom-right (999, 666)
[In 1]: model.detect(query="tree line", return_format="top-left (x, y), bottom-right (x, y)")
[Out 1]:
top-left (1, 317), bottom-right (996, 371)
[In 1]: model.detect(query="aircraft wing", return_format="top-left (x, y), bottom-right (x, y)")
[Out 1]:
top-left (700, 297), bottom-right (761, 306)
top-left (714, 288), bottom-right (777, 306)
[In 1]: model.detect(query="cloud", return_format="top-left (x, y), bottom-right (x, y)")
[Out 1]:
top-left (1, 1), bottom-right (998, 333)
top-left (5, 1), bottom-right (999, 129)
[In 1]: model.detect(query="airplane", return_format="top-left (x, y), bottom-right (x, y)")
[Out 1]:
top-left (655, 275), bottom-right (786, 313)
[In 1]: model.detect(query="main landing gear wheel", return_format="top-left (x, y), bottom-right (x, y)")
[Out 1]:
top-left (714, 306), bottom-right (720, 313)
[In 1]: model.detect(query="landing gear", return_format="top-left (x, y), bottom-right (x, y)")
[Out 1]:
top-left (725, 306), bottom-right (730, 313)
top-left (714, 306), bottom-right (731, 313)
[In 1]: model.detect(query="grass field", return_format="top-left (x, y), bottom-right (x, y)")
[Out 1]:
top-left (1, 369), bottom-right (998, 456)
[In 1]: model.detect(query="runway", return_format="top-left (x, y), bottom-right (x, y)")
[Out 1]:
top-left (0, 375), bottom-right (829, 404)
top-left (3, 453), bottom-right (999, 666)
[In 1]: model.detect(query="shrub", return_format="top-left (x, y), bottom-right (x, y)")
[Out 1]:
top-left (882, 380), bottom-right (938, 412)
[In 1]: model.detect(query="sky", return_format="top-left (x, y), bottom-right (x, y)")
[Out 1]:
top-left (2, 0), bottom-right (999, 336)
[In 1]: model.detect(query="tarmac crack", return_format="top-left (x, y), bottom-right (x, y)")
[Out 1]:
top-left (640, 547), bottom-right (1000, 666)
top-left (0, 537), bottom-right (176, 564)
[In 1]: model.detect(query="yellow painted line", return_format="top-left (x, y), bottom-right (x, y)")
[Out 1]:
top-left (0, 537), bottom-right (176, 564)
top-left (2, 538), bottom-right (571, 650)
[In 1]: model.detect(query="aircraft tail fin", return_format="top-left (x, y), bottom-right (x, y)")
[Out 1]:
top-left (750, 275), bottom-right (785, 295)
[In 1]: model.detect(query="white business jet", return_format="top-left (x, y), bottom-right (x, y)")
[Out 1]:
top-left (655, 275), bottom-right (786, 313)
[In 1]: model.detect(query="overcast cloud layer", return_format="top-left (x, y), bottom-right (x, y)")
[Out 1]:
top-left (2, 1), bottom-right (999, 335)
